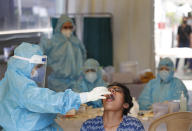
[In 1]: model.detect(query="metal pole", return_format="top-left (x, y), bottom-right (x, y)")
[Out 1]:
top-left (17, 0), bottom-right (22, 29)
top-left (65, 0), bottom-right (69, 15)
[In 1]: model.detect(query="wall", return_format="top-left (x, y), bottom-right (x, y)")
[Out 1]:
top-left (68, 0), bottom-right (155, 72)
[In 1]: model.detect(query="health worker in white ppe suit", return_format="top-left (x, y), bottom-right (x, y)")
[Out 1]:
top-left (0, 42), bottom-right (110, 131)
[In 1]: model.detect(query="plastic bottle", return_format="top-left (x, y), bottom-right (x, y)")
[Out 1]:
top-left (180, 91), bottom-right (187, 111)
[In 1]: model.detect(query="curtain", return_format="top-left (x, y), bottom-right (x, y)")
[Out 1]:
top-left (83, 17), bottom-right (113, 66)
top-left (51, 17), bottom-right (58, 34)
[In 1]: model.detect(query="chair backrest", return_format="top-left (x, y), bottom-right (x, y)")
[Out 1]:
top-left (149, 112), bottom-right (192, 131)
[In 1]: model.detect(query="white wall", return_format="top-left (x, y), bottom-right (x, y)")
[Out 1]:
top-left (68, 0), bottom-right (155, 72)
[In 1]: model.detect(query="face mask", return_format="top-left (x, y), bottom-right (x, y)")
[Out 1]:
top-left (85, 72), bottom-right (97, 83)
top-left (61, 29), bottom-right (72, 38)
top-left (159, 70), bottom-right (169, 81)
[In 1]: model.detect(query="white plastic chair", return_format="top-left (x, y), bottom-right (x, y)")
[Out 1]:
top-left (149, 112), bottom-right (192, 131)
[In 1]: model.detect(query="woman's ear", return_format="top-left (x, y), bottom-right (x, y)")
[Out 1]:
top-left (123, 103), bottom-right (129, 109)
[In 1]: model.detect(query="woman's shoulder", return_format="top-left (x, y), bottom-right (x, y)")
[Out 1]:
top-left (148, 77), bottom-right (159, 83)
top-left (123, 115), bottom-right (142, 122)
top-left (83, 116), bottom-right (102, 125)
top-left (144, 78), bottom-right (159, 88)
top-left (172, 77), bottom-right (182, 82)
top-left (171, 77), bottom-right (186, 88)
top-left (81, 116), bottom-right (103, 130)
top-left (122, 115), bottom-right (144, 128)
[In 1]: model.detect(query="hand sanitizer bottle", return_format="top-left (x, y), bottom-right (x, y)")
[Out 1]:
top-left (180, 91), bottom-right (187, 111)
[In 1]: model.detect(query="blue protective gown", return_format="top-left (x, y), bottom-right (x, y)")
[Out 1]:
top-left (74, 59), bottom-right (107, 108)
top-left (0, 43), bottom-right (81, 131)
top-left (40, 15), bottom-right (86, 92)
top-left (138, 57), bottom-right (189, 110)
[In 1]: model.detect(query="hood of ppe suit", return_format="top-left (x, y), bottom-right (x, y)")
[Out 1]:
top-left (157, 57), bottom-right (174, 82)
top-left (82, 59), bottom-right (103, 84)
top-left (55, 15), bottom-right (75, 34)
top-left (83, 58), bottom-right (100, 72)
top-left (8, 42), bottom-right (43, 78)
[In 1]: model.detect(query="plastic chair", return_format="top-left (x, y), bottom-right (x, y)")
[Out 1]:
top-left (149, 112), bottom-right (192, 131)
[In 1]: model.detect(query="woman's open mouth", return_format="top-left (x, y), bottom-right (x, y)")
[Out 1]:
top-left (106, 94), bottom-right (115, 102)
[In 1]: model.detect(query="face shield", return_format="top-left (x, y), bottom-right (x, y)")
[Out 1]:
top-left (13, 55), bottom-right (47, 88)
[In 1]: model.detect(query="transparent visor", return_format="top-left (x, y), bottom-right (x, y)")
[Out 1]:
top-left (31, 64), bottom-right (47, 88)
top-left (13, 55), bottom-right (47, 88)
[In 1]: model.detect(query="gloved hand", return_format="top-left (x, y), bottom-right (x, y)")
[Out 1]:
top-left (79, 86), bottom-right (111, 104)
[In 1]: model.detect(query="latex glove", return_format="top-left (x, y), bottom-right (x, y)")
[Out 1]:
top-left (79, 86), bottom-right (111, 104)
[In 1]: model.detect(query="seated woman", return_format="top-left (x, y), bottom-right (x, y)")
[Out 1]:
top-left (80, 82), bottom-right (144, 131)
top-left (74, 59), bottom-right (107, 108)
top-left (138, 57), bottom-right (189, 110)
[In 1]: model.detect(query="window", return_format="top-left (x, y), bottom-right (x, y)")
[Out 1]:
top-left (0, 0), bottom-right (57, 32)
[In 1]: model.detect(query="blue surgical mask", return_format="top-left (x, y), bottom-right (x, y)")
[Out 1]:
top-left (159, 70), bottom-right (169, 81)
top-left (85, 72), bottom-right (97, 83)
